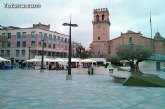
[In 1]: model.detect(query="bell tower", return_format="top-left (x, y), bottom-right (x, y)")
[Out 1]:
top-left (92, 8), bottom-right (110, 42)
top-left (90, 8), bottom-right (110, 57)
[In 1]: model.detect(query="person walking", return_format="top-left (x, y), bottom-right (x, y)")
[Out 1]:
top-left (91, 64), bottom-right (95, 75)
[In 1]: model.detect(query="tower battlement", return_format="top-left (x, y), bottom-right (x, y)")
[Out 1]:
top-left (94, 8), bottom-right (109, 13)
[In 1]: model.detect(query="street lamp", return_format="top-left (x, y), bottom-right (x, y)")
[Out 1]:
top-left (28, 46), bottom-right (31, 60)
top-left (40, 39), bottom-right (44, 72)
top-left (62, 17), bottom-right (78, 80)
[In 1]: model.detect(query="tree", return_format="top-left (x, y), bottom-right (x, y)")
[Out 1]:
top-left (106, 55), bottom-right (121, 65)
top-left (116, 44), bottom-right (153, 75)
top-left (80, 51), bottom-right (90, 59)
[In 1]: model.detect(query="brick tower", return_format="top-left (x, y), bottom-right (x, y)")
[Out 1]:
top-left (90, 8), bottom-right (110, 57)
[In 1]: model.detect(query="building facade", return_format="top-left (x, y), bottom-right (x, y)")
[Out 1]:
top-left (0, 23), bottom-right (82, 64)
top-left (110, 31), bottom-right (165, 56)
top-left (90, 8), bottom-right (165, 57)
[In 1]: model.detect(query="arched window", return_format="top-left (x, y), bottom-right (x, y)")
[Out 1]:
top-left (129, 37), bottom-right (132, 42)
top-left (102, 14), bottom-right (104, 21)
top-left (96, 15), bottom-right (99, 22)
top-left (98, 36), bottom-right (100, 40)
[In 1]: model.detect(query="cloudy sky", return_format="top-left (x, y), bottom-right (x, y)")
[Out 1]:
top-left (0, 0), bottom-right (165, 48)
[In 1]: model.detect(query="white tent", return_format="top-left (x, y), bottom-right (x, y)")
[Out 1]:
top-left (0, 57), bottom-right (10, 62)
top-left (44, 58), bottom-right (52, 62)
top-left (81, 59), bottom-right (96, 63)
top-left (51, 58), bottom-right (67, 65)
top-left (64, 58), bottom-right (80, 62)
top-left (26, 58), bottom-right (41, 62)
top-left (26, 58), bottom-right (54, 62)
top-left (71, 58), bottom-right (80, 62)
top-left (52, 58), bottom-right (65, 62)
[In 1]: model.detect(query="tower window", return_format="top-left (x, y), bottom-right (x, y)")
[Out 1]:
top-left (102, 14), bottom-right (105, 21)
top-left (129, 37), bottom-right (132, 42)
top-left (98, 36), bottom-right (100, 40)
top-left (96, 15), bottom-right (99, 22)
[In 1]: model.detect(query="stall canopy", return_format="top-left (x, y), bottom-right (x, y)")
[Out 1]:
top-left (81, 59), bottom-right (96, 63)
top-left (0, 57), bottom-right (10, 62)
top-left (71, 58), bottom-right (81, 62)
top-left (52, 58), bottom-right (65, 62)
top-left (26, 58), bottom-right (41, 62)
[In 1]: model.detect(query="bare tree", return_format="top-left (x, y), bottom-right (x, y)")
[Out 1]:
top-left (116, 44), bottom-right (153, 75)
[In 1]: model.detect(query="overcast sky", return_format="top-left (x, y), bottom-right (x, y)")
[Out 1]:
top-left (0, 0), bottom-right (165, 48)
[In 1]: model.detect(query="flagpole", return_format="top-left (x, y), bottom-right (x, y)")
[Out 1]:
top-left (150, 12), bottom-right (152, 39)
top-left (150, 12), bottom-right (154, 53)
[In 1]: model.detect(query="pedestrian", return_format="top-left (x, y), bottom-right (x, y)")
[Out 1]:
top-left (91, 64), bottom-right (95, 75)
top-left (49, 63), bottom-right (52, 70)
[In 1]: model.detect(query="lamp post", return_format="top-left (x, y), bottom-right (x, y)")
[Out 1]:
top-left (62, 17), bottom-right (78, 80)
top-left (28, 47), bottom-right (31, 60)
top-left (40, 39), bottom-right (44, 72)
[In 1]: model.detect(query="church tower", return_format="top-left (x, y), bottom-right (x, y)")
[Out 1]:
top-left (91, 8), bottom-right (110, 57)
top-left (93, 8), bottom-right (110, 42)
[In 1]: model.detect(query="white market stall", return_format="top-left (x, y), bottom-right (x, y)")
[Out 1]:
top-left (81, 59), bottom-right (96, 63)
top-left (0, 57), bottom-right (14, 69)
top-left (26, 58), bottom-right (41, 62)
top-left (0, 57), bottom-right (10, 62)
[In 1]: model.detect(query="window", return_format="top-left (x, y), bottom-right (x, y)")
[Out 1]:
top-left (7, 33), bottom-right (11, 47)
top-left (31, 41), bottom-right (35, 47)
top-left (96, 15), bottom-right (99, 22)
top-left (31, 31), bottom-right (35, 48)
top-left (43, 33), bottom-right (47, 48)
top-left (2, 42), bottom-right (5, 47)
top-left (16, 32), bottom-right (21, 47)
top-left (49, 34), bottom-right (52, 48)
top-left (1, 50), bottom-right (4, 56)
top-left (98, 36), bottom-right (100, 40)
top-left (22, 32), bottom-right (26, 47)
top-left (16, 50), bottom-right (19, 57)
top-left (48, 52), bottom-right (51, 56)
top-left (7, 42), bottom-right (11, 47)
top-left (7, 50), bottom-right (10, 57)
top-left (17, 32), bottom-right (21, 38)
top-left (31, 31), bottom-right (35, 38)
top-left (57, 36), bottom-right (60, 48)
top-left (22, 32), bottom-right (26, 39)
top-left (129, 37), bottom-right (132, 42)
top-left (22, 41), bottom-right (26, 47)
top-left (21, 50), bottom-right (25, 57)
top-left (17, 42), bottom-right (20, 47)
top-left (53, 35), bottom-right (56, 48)
top-left (61, 38), bottom-right (63, 48)
top-left (64, 38), bottom-right (67, 50)
top-left (52, 52), bottom-right (55, 57)
top-left (102, 14), bottom-right (105, 21)
top-left (8, 33), bottom-right (11, 39)
top-left (39, 32), bottom-right (42, 47)
top-left (2, 33), bottom-right (5, 37)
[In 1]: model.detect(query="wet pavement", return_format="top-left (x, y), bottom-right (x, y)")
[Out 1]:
top-left (0, 69), bottom-right (165, 109)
